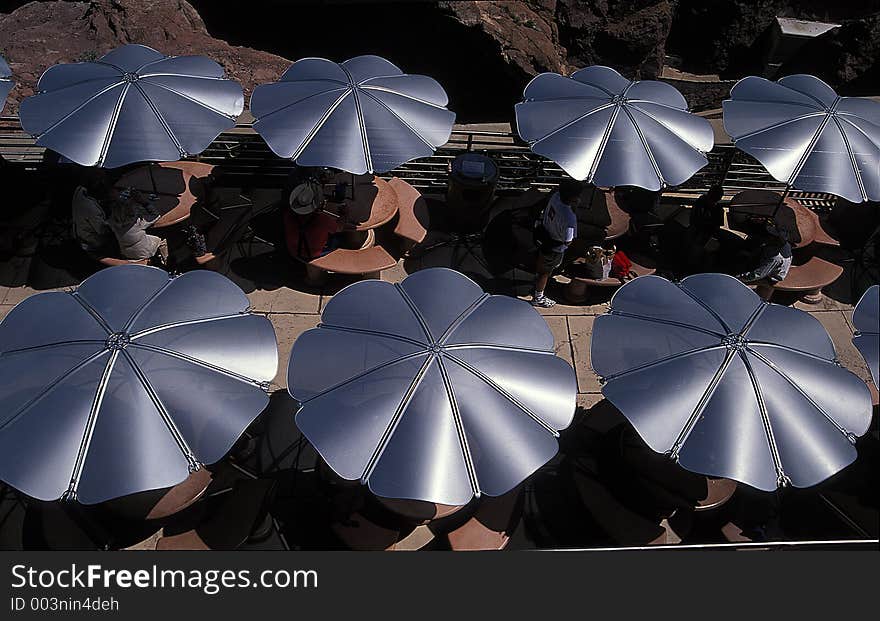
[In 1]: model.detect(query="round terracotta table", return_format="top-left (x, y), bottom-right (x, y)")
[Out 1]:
top-left (728, 189), bottom-right (817, 248)
top-left (114, 161), bottom-right (213, 228)
top-left (326, 173), bottom-right (399, 231)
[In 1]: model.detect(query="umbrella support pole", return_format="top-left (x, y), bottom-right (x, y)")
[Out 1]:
top-left (771, 185), bottom-right (791, 219)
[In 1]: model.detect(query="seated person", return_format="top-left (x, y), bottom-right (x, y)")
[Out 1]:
top-left (685, 184), bottom-right (724, 271)
top-left (71, 178), bottom-right (130, 266)
top-left (106, 187), bottom-right (169, 264)
top-left (616, 186), bottom-right (663, 248)
top-left (736, 219), bottom-right (792, 300)
top-left (577, 185), bottom-right (612, 245)
top-left (282, 180), bottom-right (352, 261)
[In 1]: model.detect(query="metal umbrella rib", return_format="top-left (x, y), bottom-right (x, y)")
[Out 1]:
top-left (435, 356), bottom-right (480, 497)
top-left (746, 346), bottom-right (855, 440)
top-left (515, 65), bottom-right (713, 188)
top-left (738, 351), bottom-right (787, 486)
top-left (298, 351), bottom-right (430, 406)
top-left (65, 351), bottom-right (120, 500)
top-left (591, 273), bottom-right (873, 490)
top-left (0, 265), bottom-right (277, 504)
top-left (723, 74), bottom-right (880, 202)
top-left (19, 44), bottom-right (243, 168)
top-left (288, 91), bottom-right (351, 161)
top-left (288, 268), bottom-right (577, 505)
top-left (852, 285), bottom-right (879, 387)
top-left (667, 302), bottom-right (767, 458)
top-left (0, 350), bottom-right (109, 434)
top-left (251, 55), bottom-right (455, 174)
top-left (358, 87), bottom-right (439, 152)
top-left (443, 352), bottom-right (559, 436)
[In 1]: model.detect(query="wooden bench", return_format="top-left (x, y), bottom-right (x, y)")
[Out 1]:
top-left (304, 230), bottom-right (397, 286)
top-left (389, 177), bottom-right (429, 249)
top-left (797, 202), bottom-right (839, 247)
top-left (694, 478), bottom-right (737, 512)
top-left (770, 256), bottom-right (843, 303)
top-left (565, 259), bottom-right (656, 303)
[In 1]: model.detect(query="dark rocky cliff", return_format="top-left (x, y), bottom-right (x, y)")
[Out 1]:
top-left (2, 0), bottom-right (878, 121)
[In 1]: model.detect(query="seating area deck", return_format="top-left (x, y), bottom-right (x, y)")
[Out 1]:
top-left (1, 174), bottom-right (876, 550)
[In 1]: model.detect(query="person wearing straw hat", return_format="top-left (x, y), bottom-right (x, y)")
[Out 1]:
top-left (283, 177), bottom-right (351, 261)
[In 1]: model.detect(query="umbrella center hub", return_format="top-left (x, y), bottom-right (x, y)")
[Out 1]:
top-left (106, 332), bottom-right (131, 351)
top-left (721, 334), bottom-right (747, 351)
top-left (122, 72), bottom-right (139, 84)
top-left (429, 344), bottom-right (444, 355)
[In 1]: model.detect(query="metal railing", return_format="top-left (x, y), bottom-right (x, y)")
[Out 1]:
top-left (0, 115), bottom-right (837, 208)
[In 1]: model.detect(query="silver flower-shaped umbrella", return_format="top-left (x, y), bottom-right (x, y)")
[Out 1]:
top-left (515, 65), bottom-right (714, 189)
top-left (251, 55), bottom-right (455, 174)
top-left (591, 273), bottom-right (872, 491)
top-left (0, 55), bottom-right (13, 113)
top-left (0, 265), bottom-right (277, 503)
top-left (19, 44), bottom-right (244, 168)
top-left (723, 74), bottom-right (880, 203)
top-left (287, 268), bottom-right (576, 506)
top-left (853, 285), bottom-right (879, 388)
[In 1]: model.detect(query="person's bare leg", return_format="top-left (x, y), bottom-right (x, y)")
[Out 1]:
top-left (532, 255), bottom-right (556, 307)
top-left (534, 270), bottom-right (551, 295)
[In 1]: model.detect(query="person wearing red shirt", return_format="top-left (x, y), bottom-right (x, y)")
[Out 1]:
top-left (283, 179), bottom-right (351, 260)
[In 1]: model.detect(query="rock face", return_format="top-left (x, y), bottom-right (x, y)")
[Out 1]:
top-left (0, 0), bottom-right (291, 114)
top-left (439, 0), bottom-right (677, 79)
top-left (2, 0), bottom-right (879, 121)
top-left (778, 13), bottom-right (880, 96)
top-left (667, 0), bottom-right (880, 78)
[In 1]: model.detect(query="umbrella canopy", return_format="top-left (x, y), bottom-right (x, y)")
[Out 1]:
top-left (723, 74), bottom-right (880, 203)
top-left (591, 273), bottom-right (872, 491)
top-left (19, 44), bottom-right (243, 168)
top-left (852, 284), bottom-right (879, 388)
top-left (0, 55), bottom-right (13, 113)
top-left (0, 265), bottom-right (277, 503)
top-left (514, 65), bottom-right (714, 189)
top-left (287, 268), bottom-right (576, 505)
top-left (250, 55), bottom-right (455, 174)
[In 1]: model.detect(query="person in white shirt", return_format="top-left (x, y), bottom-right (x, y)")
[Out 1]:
top-left (71, 183), bottom-right (115, 260)
top-left (532, 180), bottom-right (583, 307)
top-left (106, 187), bottom-right (168, 263)
top-left (736, 220), bottom-right (792, 300)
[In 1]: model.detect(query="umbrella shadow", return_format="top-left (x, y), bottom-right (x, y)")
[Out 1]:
top-left (337, 174), bottom-right (379, 229)
top-left (404, 198), bottom-right (537, 297)
top-left (0, 485), bottom-right (27, 551)
top-left (533, 398), bottom-right (717, 547)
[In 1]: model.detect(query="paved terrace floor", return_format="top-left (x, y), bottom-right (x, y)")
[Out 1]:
top-left (2, 256), bottom-right (874, 404)
top-left (1, 189), bottom-right (877, 549)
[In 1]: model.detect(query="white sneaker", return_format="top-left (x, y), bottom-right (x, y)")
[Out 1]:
top-left (531, 294), bottom-right (556, 308)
